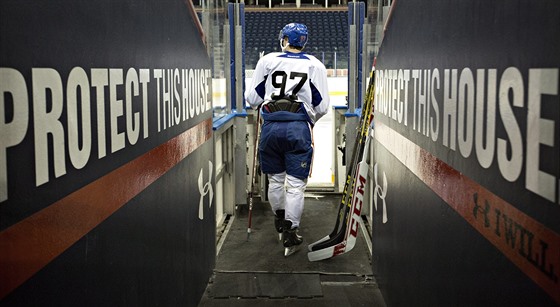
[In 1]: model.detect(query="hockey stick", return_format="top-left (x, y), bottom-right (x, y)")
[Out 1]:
top-left (307, 71), bottom-right (375, 251)
top-left (308, 121), bottom-right (374, 261)
top-left (307, 2), bottom-right (393, 260)
top-left (307, 67), bottom-right (376, 253)
top-left (247, 108), bottom-right (261, 241)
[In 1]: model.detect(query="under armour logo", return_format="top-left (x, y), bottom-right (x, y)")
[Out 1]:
top-left (301, 161), bottom-right (307, 168)
top-left (198, 161), bottom-right (214, 220)
top-left (373, 163), bottom-right (388, 223)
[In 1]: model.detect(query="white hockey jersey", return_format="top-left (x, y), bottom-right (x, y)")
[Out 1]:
top-left (245, 51), bottom-right (330, 125)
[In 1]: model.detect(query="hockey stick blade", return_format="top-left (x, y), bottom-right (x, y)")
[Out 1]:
top-left (308, 241), bottom-right (345, 261)
top-left (308, 215), bottom-right (362, 261)
top-left (307, 235), bottom-right (331, 251)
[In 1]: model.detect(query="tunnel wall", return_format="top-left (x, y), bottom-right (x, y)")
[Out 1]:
top-left (0, 1), bottom-right (215, 306)
top-left (371, 1), bottom-right (559, 306)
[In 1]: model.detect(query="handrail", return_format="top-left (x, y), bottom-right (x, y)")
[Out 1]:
top-left (213, 111), bottom-right (248, 131)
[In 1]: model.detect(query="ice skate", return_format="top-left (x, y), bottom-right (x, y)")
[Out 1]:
top-left (274, 210), bottom-right (285, 241)
top-left (283, 220), bottom-right (303, 257)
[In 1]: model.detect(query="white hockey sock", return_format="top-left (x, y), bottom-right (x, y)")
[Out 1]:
top-left (267, 172), bottom-right (286, 213)
top-left (285, 174), bottom-right (307, 229)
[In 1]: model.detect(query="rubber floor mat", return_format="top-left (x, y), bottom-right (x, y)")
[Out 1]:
top-left (208, 272), bottom-right (322, 298)
top-left (216, 195), bottom-right (373, 275)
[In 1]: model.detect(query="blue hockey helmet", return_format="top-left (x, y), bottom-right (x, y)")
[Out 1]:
top-left (278, 23), bottom-right (308, 48)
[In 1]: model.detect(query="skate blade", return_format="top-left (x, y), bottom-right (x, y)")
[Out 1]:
top-left (284, 245), bottom-right (299, 257)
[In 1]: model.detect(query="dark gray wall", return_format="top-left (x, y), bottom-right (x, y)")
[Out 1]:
top-left (0, 1), bottom-right (215, 306)
top-left (372, 1), bottom-right (559, 306)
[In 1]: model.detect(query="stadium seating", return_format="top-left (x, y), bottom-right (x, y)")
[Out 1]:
top-left (245, 10), bottom-right (348, 69)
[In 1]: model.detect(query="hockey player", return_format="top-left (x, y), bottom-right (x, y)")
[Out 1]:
top-left (245, 23), bottom-right (330, 256)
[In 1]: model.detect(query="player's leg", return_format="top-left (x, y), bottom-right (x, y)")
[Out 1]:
top-left (282, 122), bottom-right (313, 255)
top-left (284, 121), bottom-right (313, 229)
top-left (268, 172), bottom-right (287, 239)
top-left (282, 174), bottom-right (307, 256)
top-left (259, 122), bottom-right (288, 239)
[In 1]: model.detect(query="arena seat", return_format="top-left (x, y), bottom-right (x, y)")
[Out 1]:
top-left (245, 10), bottom-right (348, 69)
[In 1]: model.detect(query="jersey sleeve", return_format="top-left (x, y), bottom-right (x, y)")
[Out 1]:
top-left (309, 61), bottom-right (330, 122)
top-left (245, 57), bottom-right (267, 109)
